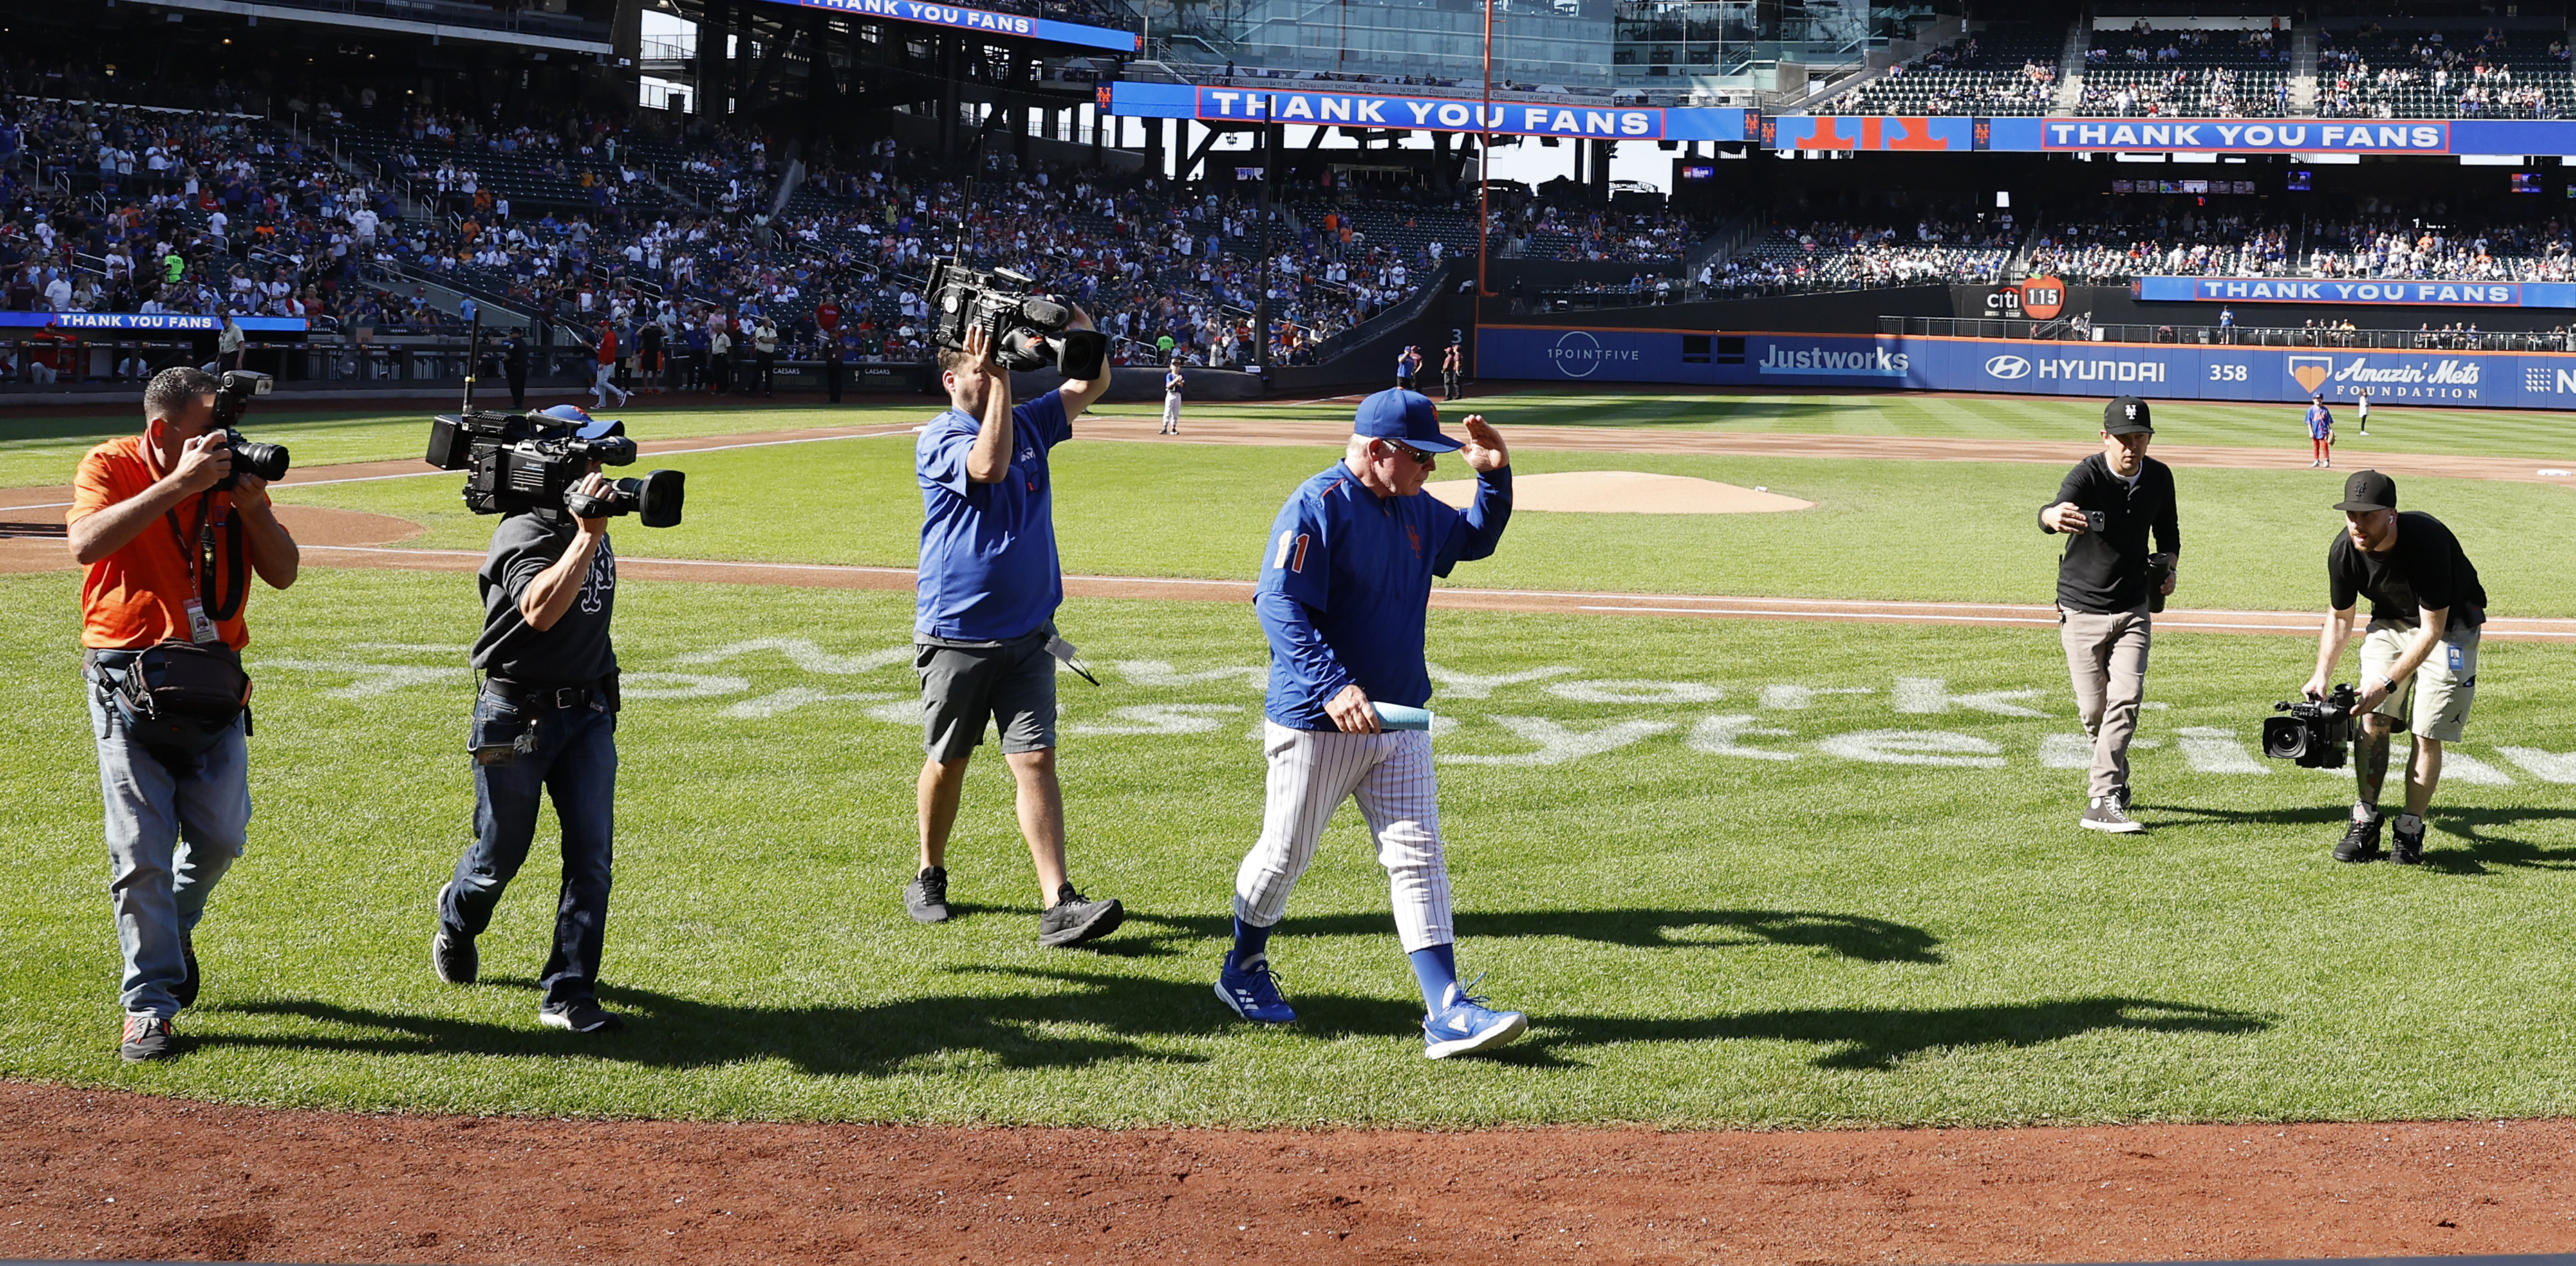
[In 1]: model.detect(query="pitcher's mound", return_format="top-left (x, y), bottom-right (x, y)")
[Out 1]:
top-left (1426, 471), bottom-right (1815, 514)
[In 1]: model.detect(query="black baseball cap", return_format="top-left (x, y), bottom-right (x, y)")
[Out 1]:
top-left (2103, 396), bottom-right (2153, 435)
top-left (2333, 469), bottom-right (2398, 512)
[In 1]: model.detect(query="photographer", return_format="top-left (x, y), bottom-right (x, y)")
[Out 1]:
top-left (66, 367), bottom-right (300, 1061)
top-left (2037, 396), bottom-right (2179, 833)
top-left (904, 315), bottom-right (1125, 947)
top-left (2305, 471), bottom-right (2486, 866)
top-left (431, 404), bottom-right (630, 1032)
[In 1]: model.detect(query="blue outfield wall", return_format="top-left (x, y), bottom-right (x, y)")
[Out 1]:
top-left (1477, 326), bottom-right (2576, 409)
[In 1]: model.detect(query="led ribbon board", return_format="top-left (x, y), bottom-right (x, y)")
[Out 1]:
top-left (756, 0), bottom-right (1139, 53)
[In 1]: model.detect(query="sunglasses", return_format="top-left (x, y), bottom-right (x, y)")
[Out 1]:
top-left (1378, 440), bottom-right (1435, 466)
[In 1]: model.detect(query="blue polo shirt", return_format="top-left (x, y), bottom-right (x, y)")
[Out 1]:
top-left (915, 390), bottom-right (1070, 642)
top-left (1255, 461), bottom-right (1512, 729)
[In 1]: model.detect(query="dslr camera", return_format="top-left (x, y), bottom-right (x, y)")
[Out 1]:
top-left (424, 409), bottom-right (684, 527)
top-left (926, 257), bottom-right (1108, 380)
top-left (207, 370), bottom-right (290, 490)
top-left (2263, 684), bottom-right (2360, 769)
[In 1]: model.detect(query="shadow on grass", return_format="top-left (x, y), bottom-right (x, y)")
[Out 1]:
top-left (2153, 803), bottom-right (2576, 875)
top-left (1514, 996), bottom-right (2270, 1070)
top-left (1099, 908), bottom-right (1943, 965)
top-left (196, 970), bottom-right (2255, 1076)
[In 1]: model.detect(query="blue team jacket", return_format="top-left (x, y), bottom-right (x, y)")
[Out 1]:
top-left (1255, 461), bottom-right (1513, 729)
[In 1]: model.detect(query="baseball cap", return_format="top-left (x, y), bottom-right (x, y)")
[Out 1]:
top-left (2333, 469), bottom-right (2398, 512)
top-left (540, 402), bottom-right (624, 440)
top-left (1354, 388), bottom-right (1462, 453)
top-left (2103, 396), bottom-right (2154, 435)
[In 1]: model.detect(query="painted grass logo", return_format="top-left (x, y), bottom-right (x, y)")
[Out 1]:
top-left (255, 642), bottom-right (2576, 783)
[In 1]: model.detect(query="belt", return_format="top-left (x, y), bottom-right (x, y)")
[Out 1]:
top-left (484, 676), bottom-right (606, 711)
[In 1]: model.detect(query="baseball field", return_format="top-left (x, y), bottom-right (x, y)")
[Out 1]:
top-left (8, 386), bottom-right (2576, 1261)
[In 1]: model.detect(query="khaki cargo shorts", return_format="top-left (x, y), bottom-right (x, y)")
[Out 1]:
top-left (2360, 619), bottom-right (2479, 743)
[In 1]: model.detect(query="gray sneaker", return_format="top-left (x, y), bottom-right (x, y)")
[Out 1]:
top-left (904, 866), bottom-right (951, 924)
top-left (1037, 884), bottom-right (1124, 948)
top-left (2081, 797), bottom-right (2145, 833)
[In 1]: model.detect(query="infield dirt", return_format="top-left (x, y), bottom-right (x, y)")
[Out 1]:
top-left (2, 1081), bottom-right (2570, 1264)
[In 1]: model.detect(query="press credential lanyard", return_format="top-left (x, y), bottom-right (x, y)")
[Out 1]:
top-left (165, 496), bottom-right (220, 644)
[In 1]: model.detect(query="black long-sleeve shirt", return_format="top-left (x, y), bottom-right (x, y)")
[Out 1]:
top-left (2038, 452), bottom-right (2181, 613)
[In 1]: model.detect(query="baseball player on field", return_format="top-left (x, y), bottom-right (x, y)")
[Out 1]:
top-left (1216, 387), bottom-right (1525, 1059)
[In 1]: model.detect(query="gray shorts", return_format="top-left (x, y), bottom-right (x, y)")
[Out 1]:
top-left (916, 627), bottom-right (1057, 761)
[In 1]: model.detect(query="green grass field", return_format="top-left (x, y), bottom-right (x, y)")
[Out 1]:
top-left (7, 387), bottom-right (2576, 1128)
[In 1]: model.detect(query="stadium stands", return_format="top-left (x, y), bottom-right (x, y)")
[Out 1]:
top-left (1697, 217), bottom-right (2017, 296)
top-left (2316, 24), bottom-right (2573, 120)
top-left (1820, 24), bottom-right (2067, 117)
top-left (2078, 24), bottom-right (2291, 118)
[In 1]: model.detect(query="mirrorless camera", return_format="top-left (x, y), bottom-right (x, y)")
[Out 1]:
top-left (2262, 684), bottom-right (2360, 769)
top-left (423, 409), bottom-right (684, 526)
top-left (926, 257), bottom-right (1108, 380)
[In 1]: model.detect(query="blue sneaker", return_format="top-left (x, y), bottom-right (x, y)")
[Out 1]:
top-left (1422, 979), bottom-right (1527, 1059)
top-left (1215, 953), bottom-right (1296, 1024)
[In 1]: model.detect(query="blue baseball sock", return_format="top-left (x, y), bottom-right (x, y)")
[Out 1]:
top-left (1229, 915), bottom-right (1274, 967)
top-left (1408, 942), bottom-right (1459, 1011)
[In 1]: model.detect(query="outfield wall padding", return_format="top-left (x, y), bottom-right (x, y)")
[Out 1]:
top-left (1475, 325), bottom-right (2573, 409)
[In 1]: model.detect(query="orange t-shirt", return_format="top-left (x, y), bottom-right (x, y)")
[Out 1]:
top-left (68, 436), bottom-right (252, 651)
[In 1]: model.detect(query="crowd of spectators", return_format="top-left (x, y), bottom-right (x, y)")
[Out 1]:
top-left (2024, 209), bottom-right (2293, 283)
top-left (2304, 216), bottom-right (2576, 281)
top-left (2316, 25), bottom-right (2570, 120)
top-left (1698, 217), bottom-right (2017, 296)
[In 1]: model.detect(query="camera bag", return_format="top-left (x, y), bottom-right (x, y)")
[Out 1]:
top-left (108, 640), bottom-right (252, 759)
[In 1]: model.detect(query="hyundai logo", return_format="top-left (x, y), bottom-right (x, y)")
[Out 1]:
top-left (1984, 354), bottom-right (2033, 380)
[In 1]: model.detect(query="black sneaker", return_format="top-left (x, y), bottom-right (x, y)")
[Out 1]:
top-left (431, 882), bottom-right (478, 985)
top-left (1037, 884), bottom-right (1124, 948)
top-left (2335, 812), bottom-right (2386, 863)
top-left (2391, 816), bottom-right (2427, 865)
top-left (120, 1014), bottom-right (176, 1062)
top-left (904, 866), bottom-right (951, 924)
top-left (173, 935), bottom-right (200, 1009)
top-left (2111, 785), bottom-right (2133, 810)
top-left (539, 1001), bottom-right (626, 1033)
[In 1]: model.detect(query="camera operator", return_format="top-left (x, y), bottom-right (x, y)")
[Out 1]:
top-left (2037, 396), bottom-right (2179, 833)
top-left (2304, 470), bottom-right (2487, 865)
top-left (904, 315), bottom-right (1126, 947)
top-left (66, 367), bottom-right (300, 1061)
top-left (431, 404), bottom-right (630, 1032)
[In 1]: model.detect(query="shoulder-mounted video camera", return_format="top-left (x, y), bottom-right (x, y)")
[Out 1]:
top-left (926, 258), bottom-right (1108, 380)
top-left (207, 370), bottom-right (289, 490)
top-left (424, 409), bottom-right (684, 527)
top-left (2262, 684), bottom-right (2359, 769)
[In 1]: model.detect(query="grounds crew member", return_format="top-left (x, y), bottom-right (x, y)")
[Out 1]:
top-left (2037, 395), bottom-right (2178, 834)
top-left (1217, 388), bottom-right (1529, 1059)
top-left (2306, 469), bottom-right (2488, 866)
top-left (906, 315), bottom-right (1126, 947)
top-left (432, 404), bottom-right (632, 1033)
top-left (67, 367), bottom-right (301, 1061)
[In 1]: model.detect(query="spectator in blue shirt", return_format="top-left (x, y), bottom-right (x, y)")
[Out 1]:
top-left (904, 317), bottom-right (1125, 949)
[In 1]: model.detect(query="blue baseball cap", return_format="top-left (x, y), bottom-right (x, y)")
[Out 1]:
top-left (1352, 389), bottom-right (1462, 453)
top-left (540, 403), bottom-right (624, 440)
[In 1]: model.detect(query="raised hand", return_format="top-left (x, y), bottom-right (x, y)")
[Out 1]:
top-left (1459, 414), bottom-right (1508, 473)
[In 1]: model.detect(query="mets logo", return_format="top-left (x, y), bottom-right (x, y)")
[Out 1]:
top-left (2287, 355), bottom-right (2333, 395)
top-left (1983, 354), bottom-right (2032, 380)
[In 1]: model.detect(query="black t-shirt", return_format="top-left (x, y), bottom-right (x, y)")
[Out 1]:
top-left (2328, 510), bottom-right (2485, 629)
top-left (471, 511), bottom-right (618, 681)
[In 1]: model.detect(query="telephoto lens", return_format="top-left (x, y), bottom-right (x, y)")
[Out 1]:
top-left (218, 429), bottom-right (290, 487)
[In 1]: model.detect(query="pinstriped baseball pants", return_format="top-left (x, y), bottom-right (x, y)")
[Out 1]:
top-left (1233, 720), bottom-right (1455, 953)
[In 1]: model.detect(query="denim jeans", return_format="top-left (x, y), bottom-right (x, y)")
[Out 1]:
top-left (440, 688), bottom-right (617, 1010)
top-left (86, 664), bottom-right (248, 1020)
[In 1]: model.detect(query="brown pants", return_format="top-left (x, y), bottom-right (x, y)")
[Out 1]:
top-left (2060, 606), bottom-right (2152, 800)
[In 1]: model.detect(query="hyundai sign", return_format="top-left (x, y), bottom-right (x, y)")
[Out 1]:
top-left (1475, 324), bottom-right (2576, 409)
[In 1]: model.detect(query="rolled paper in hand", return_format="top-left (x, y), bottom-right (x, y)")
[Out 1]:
top-left (1373, 703), bottom-right (1433, 732)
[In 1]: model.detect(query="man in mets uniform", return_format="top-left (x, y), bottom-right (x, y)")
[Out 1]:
top-left (1215, 387), bottom-right (1527, 1059)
